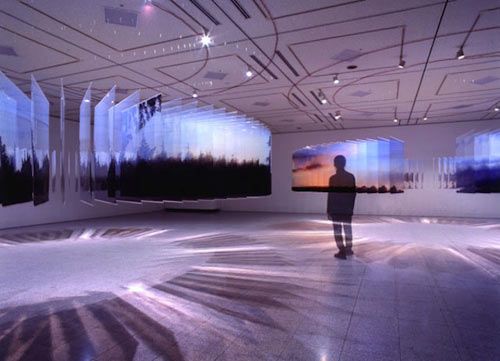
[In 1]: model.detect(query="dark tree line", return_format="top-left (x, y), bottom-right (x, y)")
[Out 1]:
top-left (0, 136), bottom-right (34, 206)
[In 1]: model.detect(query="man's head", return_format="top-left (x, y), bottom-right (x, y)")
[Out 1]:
top-left (334, 155), bottom-right (346, 170)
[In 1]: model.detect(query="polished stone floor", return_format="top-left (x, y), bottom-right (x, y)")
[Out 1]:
top-left (0, 211), bottom-right (499, 361)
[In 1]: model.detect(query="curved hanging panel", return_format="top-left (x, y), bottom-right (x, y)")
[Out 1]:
top-left (79, 84), bottom-right (93, 205)
top-left (31, 76), bottom-right (50, 206)
top-left (93, 86), bottom-right (116, 203)
top-left (0, 71), bottom-right (33, 206)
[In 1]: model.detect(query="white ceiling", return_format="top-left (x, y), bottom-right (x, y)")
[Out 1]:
top-left (0, 0), bottom-right (499, 133)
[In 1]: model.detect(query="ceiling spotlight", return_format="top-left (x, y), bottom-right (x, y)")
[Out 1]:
top-left (318, 90), bottom-right (327, 104)
top-left (398, 59), bottom-right (406, 69)
top-left (334, 111), bottom-right (342, 120)
top-left (245, 68), bottom-right (253, 77)
top-left (494, 106), bottom-right (499, 112)
top-left (393, 117), bottom-right (399, 123)
top-left (423, 116), bottom-right (428, 121)
top-left (192, 91), bottom-right (198, 98)
top-left (456, 47), bottom-right (465, 60)
top-left (200, 34), bottom-right (212, 47)
top-left (333, 74), bottom-right (340, 85)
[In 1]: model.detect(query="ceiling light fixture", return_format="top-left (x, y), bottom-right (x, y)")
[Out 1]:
top-left (318, 90), bottom-right (327, 104)
top-left (334, 111), bottom-right (342, 120)
top-left (456, 47), bottom-right (465, 60)
top-left (398, 58), bottom-right (406, 69)
top-left (333, 74), bottom-right (340, 85)
top-left (393, 117), bottom-right (399, 123)
top-left (200, 34), bottom-right (212, 47)
top-left (494, 106), bottom-right (499, 112)
top-left (245, 68), bottom-right (253, 77)
top-left (192, 90), bottom-right (198, 98)
top-left (423, 116), bottom-right (428, 121)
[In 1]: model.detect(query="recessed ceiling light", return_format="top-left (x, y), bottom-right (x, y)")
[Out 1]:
top-left (245, 68), bottom-right (253, 77)
top-left (398, 59), bottom-right (406, 69)
top-left (494, 106), bottom-right (499, 112)
top-left (393, 118), bottom-right (399, 123)
top-left (456, 47), bottom-right (465, 60)
top-left (423, 116), bottom-right (428, 121)
top-left (192, 90), bottom-right (198, 98)
top-left (333, 74), bottom-right (340, 85)
top-left (200, 34), bottom-right (212, 47)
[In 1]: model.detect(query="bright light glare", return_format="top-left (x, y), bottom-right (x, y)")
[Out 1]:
top-left (246, 70), bottom-right (253, 77)
top-left (321, 98), bottom-right (327, 104)
top-left (127, 283), bottom-right (146, 293)
top-left (200, 34), bottom-right (212, 47)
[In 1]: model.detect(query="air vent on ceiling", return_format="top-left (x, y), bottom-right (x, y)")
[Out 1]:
top-left (204, 71), bottom-right (227, 80)
top-left (292, 93), bottom-right (306, 106)
top-left (250, 55), bottom-right (278, 80)
top-left (350, 90), bottom-right (371, 97)
top-left (452, 104), bottom-right (472, 109)
top-left (333, 49), bottom-right (363, 62)
top-left (230, 0), bottom-right (250, 19)
top-left (189, 0), bottom-right (220, 25)
top-left (313, 114), bottom-right (324, 123)
top-left (104, 7), bottom-right (138, 27)
top-left (253, 101), bottom-right (270, 107)
top-left (276, 50), bottom-right (299, 76)
top-left (473, 76), bottom-right (499, 85)
top-left (0, 45), bottom-right (18, 56)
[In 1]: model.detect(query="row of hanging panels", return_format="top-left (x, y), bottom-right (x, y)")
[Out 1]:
top-left (81, 85), bottom-right (272, 203)
top-left (0, 72), bottom-right (49, 207)
top-left (292, 138), bottom-right (405, 193)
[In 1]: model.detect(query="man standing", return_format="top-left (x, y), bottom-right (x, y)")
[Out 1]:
top-left (327, 155), bottom-right (356, 260)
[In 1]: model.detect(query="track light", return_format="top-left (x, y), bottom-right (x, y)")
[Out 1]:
top-left (398, 59), bottom-right (406, 69)
top-left (456, 47), bottom-right (465, 60)
top-left (245, 68), bottom-right (253, 77)
top-left (333, 74), bottom-right (340, 85)
top-left (318, 90), bottom-right (327, 104)
top-left (334, 111), bottom-right (342, 120)
top-left (200, 34), bottom-right (212, 47)
top-left (192, 90), bottom-right (198, 98)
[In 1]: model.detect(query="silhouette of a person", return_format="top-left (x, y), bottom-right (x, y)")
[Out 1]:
top-left (327, 155), bottom-right (356, 259)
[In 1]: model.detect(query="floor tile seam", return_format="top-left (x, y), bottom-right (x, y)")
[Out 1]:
top-left (337, 265), bottom-right (367, 361)
top-left (421, 252), bottom-right (470, 361)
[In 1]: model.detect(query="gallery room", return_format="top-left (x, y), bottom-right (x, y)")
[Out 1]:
top-left (0, 0), bottom-right (499, 360)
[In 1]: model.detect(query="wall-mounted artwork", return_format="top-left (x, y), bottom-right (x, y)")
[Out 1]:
top-left (292, 138), bottom-right (404, 193)
top-left (0, 72), bottom-right (33, 206)
top-left (31, 76), bottom-right (50, 205)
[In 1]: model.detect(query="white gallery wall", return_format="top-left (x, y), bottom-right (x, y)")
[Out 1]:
top-left (220, 119), bottom-right (500, 219)
top-left (0, 118), bottom-right (164, 230)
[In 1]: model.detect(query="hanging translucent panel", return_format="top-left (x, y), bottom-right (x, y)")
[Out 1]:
top-left (31, 76), bottom-right (50, 205)
top-left (0, 71), bottom-right (33, 206)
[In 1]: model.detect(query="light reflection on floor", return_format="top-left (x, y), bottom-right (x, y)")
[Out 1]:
top-left (0, 211), bottom-right (499, 361)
